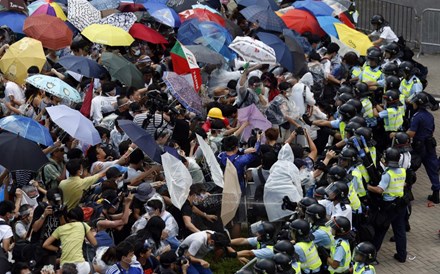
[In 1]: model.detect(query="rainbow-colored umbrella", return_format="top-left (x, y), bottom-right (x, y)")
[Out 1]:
top-left (27, 0), bottom-right (66, 21)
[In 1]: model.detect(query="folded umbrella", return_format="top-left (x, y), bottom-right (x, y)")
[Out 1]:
top-left (163, 71), bottom-right (203, 116)
top-left (281, 9), bottom-right (325, 36)
top-left (82, 24), bottom-right (134, 46)
top-left (57, 55), bottom-right (107, 78)
top-left (317, 15), bottom-right (340, 38)
top-left (27, 0), bottom-right (66, 20)
top-left (0, 11), bottom-right (26, 34)
top-left (26, 74), bottom-right (82, 103)
top-left (118, 120), bottom-right (162, 163)
top-left (23, 15), bottom-right (73, 50)
top-left (0, 0), bottom-right (26, 12)
top-left (0, 38), bottom-right (45, 85)
top-left (237, 104), bottom-right (272, 142)
top-left (99, 12), bottom-right (137, 32)
top-left (143, 2), bottom-right (180, 27)
top-left (46, 105), bottom-right (101, 145)
top-left (0, 115), bottom-right (53, 146)
top-left (229, 36), bottom-right (277, 65)
top-left (256, 31), bottom-right (294, 72)
top-left (334, 23), bottom-right (373, 56)
top-left (293, 0), bottom-right (334, 17)
top-left (196, 134), bottom-right (223, 188)
top-left (129, 23), bottom-right (168, 44)
top-left (67, 0), bottom-right (101, 31)
top-left (240, 5), bottom-right (286, 32)
top-left (236, 0), bottom-right (279, 11)
top-left (101, 52), bottom-right (144, 88)
top-left (162, 152), bottom-right (192, 209)
top-left (221, 159), bottom-right (242, 225)
top-left (185, 45), bottom-right (225, 65)
top-left (0, 131), bottom-right (49, 172)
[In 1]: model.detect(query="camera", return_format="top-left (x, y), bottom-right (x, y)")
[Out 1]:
top-left (144, 90), bottom-right (168, 113)
top-left (251, 128), bottom-right (263, 136)
top-left (295, 127), bottom-right (304, 135)
top-left (176, 244), bottom-right (189, 266)
top-left (121, 181), bottom-right (137, 197)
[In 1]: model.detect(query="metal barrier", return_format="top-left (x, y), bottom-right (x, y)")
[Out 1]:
top-left (419, 9), bottom-right (440, 55)
top-left (355, 0), bottom-right (419, 48)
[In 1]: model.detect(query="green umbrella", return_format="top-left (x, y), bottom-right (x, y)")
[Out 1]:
top-left (100, 52), bottom-right (144, 88)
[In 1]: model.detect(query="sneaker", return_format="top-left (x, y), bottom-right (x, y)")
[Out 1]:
top-left (394, 253), bottom-right (406, 263)
top-left (389, 236), bottom-right (395, 242)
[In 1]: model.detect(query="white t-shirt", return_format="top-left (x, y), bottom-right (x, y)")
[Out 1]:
top-left (371, 26), bottom-right (399, 45)
top-left (180, 230), bottom-right (214, 258)
top-left (0, 217), bottom-right (13, 242)
top-left (330, 202), bottom-right (353, 228)
top-left (90, 95), bottom-right (117, 125)
top-left (4, 81), bottom-right (25, 105)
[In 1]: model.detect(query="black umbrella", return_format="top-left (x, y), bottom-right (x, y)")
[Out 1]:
top-left (282, 28), bottom-right (308, 75)
top-left (0, 131), bottom-right (49, 172)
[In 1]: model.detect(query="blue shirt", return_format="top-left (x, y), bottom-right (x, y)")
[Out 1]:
top-left (312, 228), bottom-right (332, 248)
top-left (247, 237), bottom-right (274, 259)
top-left (409, 109), bottom-right (435, 142)
top-left (354, 263), bottom-right (376, 274)
top-left (332, 238), bottom-right (349, 266)
top-left (400, 75), bottom-right (423, 96)
top-left (330, 119), bottom-right (341, 129)
top-left (106, 262), bottom-right (143, 274)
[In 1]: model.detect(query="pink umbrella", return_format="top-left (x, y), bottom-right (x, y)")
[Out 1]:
top-left (237, 104), bottom-right (272, 141)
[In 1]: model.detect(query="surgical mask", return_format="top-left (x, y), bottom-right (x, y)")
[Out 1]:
top-left (131, 255), bottom-right (137, 264)
top-left (8, 214), bottom-right (14, 222)
top-left (254, 87), bottom-right (262, 95)
top-left (134, 49), bottom-right (141, 56)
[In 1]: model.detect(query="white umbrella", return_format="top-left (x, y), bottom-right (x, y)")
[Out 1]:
top-left (221, 159), bottom-right (242, 225)
top-left (46, 105), bottom-right (101, 145)
top-left (196, 134), bottom-right (224, 188)
top-left (68, 0), bottom-right (101, 31)
top-left (228, 36), bottom-right (277, 65)
top-left (161, 152), bottom-right (192, 210)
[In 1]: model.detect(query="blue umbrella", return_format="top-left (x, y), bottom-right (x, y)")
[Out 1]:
top-left (58, 55), bottom-right (107, 78)
top-left (236, 0), bottom-right (279, 11)
top-left (293, 0), bottom-right (334, 17)
top-left (143, 2), bottom-right (180, 27)
top-left (177, 19), bottom-right (235, 61)
top-left (317, 15), bottom-right (340, 38)
top-left (118, 120), bottom-right (163, 163)
top-left (256, 32), bottom-right (294, 72)
top-left (282, 28), bottom-right (312, 55)
top-left (240, 5), bottom-right (286, 32)
top-left (282, 29), bottom-right (307, 75)
top-left (91, 0), bottom-right (120, 10)
top-left (0, 115), bottom-right (54, 146)
top-left (26, 74), bottom-right (82, 103)
top-left (0, 12), bottom-right (26, 34)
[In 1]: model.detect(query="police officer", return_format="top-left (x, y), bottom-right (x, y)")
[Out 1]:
top-left (406, 92), bottom-right (440, 203)
top-left (337, 148), bottom-right (363, 213)
top-left (312, 103), bottom-right (357, 141)
top-left (289, 219), bottom-right (322, 274)
top-left (254, 259), bottom-right (276, 274)
top-left (382, 62), bottom-right (400, 77)
top-left (325, 181), bottom-right (353, 227)
top-left (273, 253), bottom-right (296, 274)
top-left (375, 89), bottom-right (404, 144)
top-left (359, 49), bottom-right (384, 103)
top-left (351, 242), bottom-right (377, 274)
top-left (273, 240), bottom-right (301, 273)
top-left (367, 147), bottom-right (407, 263)
top-left (383, 42), bottom-right (402, 66)
top-left (306, 204), bottom-right (334, 250)
top-left (297, 197), bottom-right (318, 219)
top-left (353, 82), bottom-right (377, 127)
top-left (399, 61), bottom-right (423, 102)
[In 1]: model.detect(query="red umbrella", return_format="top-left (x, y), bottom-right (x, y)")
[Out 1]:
top-left (129, 23), bottom-right (168, 44)
top-left (23, 14), bottom-right (73, 50)
top-left (179, 8), bottom-right (225, 27)
top-left (338, 12), bottom-right (355, 29)
top-left (281, 9), bottom-right (325, 36)
top-left (118, 3), bottom-right (146, 12)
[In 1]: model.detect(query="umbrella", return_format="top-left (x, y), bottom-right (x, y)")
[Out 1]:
top-left (118, 2), bottom-right (146, 12)
top-left (162, 71), bottom-right (203, 115)
top-left (57, 55), bottom-right (107, 78)
top-left (281, 9), bottom-right (325, 36)
top-left (228, 36), bottom-right (277, 65)
top-left (27, 0), bottom-right (66, 20)
top-left (224, 18), bottom-right (243, 38)
top-left (334, 23), bottom-right (373, 56)
top-left (0, 38), bottom-right (45, 85)
top-left (237, 104), bottom-right (272, 141)
top-left (99, 12), bottom-right (137, 31)
top-left (293, 0), bottom-right (334, 17)
top-left (82, 24), bottom-right (134, 46)
top-left (185, 45), bottom-right (225, 65)
top-left (0, 131), bottom-right (49, 172)
top-left (179, 8), bottom-right (225, 27)
top-left (101, 52), bottom-right (144, 88)
top-left (91, 0), bottom-right (120, 11)
top-left (26, 74), bottom-right (82, 103)
top-left (0, 11), bottom-right (26, 34)
top-left (143, 2), bottom-right (180, 27)
top-left (191, 3), bottom-right (220, 14)
top-left (170, 41), bottom-right (202, 91)
top-left (322, 0), bottom-right (351, 14)
top-left (240, 5), bottom-right (286, 32)
top-left (282, 29), bottom-right (307, 75)
top-left (118, 120), bottom-right (162, 163)
top-left (282, 28), bottom-right (312, 55)
top-left (0, 0), bottom-right (26, 12)
top-left (46, 105), bottom-right (101, 145)
top-left (0, 115), bottom-right (53, 146)
top-left (67, 0), bottom-right (101, 31)
top-left (236, 0), bottom-right (278, 11)
top-left (196, 134), bottom-right (223, 188)
top-left (330, 35), bottom-right (359, 57)
top-left (221, 159), bottom-right (242, 225)
top-left (338, 12), bottom-right (355, 29)
top-left (317, 15), bottom-right (340, 38)
top-left (23, 15), bottom-right (73, 50)
top-left (128, 23), bottom-right (168, 44)
top-left (256, 31), bottom-right (294, 72)
top-left (167, 0), bottom-right (221, 13)
top-left (162, 152), bottom-right (192, 210)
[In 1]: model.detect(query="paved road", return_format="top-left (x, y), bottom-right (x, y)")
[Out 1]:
top-left (375, 53), bottom-right (440, 273)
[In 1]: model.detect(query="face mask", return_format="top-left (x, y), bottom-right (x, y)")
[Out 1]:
top-left (8, 214), bottom-right (15, 222)
top-left (55, 50), bottom-right (62, 57)
top-left (131, 255), bottom-right (137, 264)
top-left (79, 170), bottom-right (83, 176)
top-left (254, 87), bottom-right (262, 95)
top-left (134, 49), bottom-right (141, 56)
top-left (146, 206), bottom-right (156, 216)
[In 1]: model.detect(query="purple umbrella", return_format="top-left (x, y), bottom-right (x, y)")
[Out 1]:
top-left (237, 104), bottom-right (272, 141)
top-left (163, 71), bottom-right (202, 116)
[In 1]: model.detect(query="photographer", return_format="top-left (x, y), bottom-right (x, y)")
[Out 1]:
top-left (155, 250), bottom-right (189, 274)
top-left (96, 190), bottom-right (133, 237)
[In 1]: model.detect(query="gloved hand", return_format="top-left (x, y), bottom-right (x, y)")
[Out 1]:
top-left (282, 196), bottom-right (297, 211)
top-left (317, 246), bottom-right (330, 259)
top-left (302, 114), bottom-right (312, 126)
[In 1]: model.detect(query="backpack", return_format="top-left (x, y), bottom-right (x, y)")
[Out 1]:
top-left (81, 201), bottom-right (104, 225)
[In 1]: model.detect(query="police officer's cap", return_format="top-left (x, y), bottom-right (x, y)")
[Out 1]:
top-left (289, 219), bottom-right (314, 242)
top-left (353, 82), bottom-right (371, 98)
top-left (326, 216), bottom-right (351, 235)
top-left (349, 116), bottom-right (367, 127)
top-left (305, 204), bottom-right (327, 225)
top-left (410, 91), bottom-right (430, 107)
top-left (346, 99), bottom-right (362, 114)
top-left (338, 103), bottom-right (357, 121)
top-left (354, 241), bottom-right (377, 264)
top-left (336, 92), bottom-right (353, 104)
top-left (338, 85), bottom-right (353, 96)
top-left (314, 186), bottom-right (327, 199)
top-left (299, 197), bottom-right (318, 210)
top-left (382, 62), bottom-right (399, 76)
top-left (328, 166), bottom-right (348, 182)
top-left (384, 89), bottom-right (400, 103)
top-left (370, 14), bottom-right (384, 25)
top-left (385, 75), bottom-right (401, 90)
top-left (399, 61), bottom-right (414, 74)
top-left (384, 42), bottom-right (400, 56)
top-left (273, 240), bottom-right (296, 257)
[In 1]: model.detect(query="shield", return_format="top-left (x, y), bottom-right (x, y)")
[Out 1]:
top-left (228, 36), bottom-right (277, 65)
top-left (101, 52), bottom-right (144, 88)
top-left (23, 15), bottom-right (73, 50)
top-left (221, 159), bottom-right (242, 225)
top-left (163, 71), bottom-right (203, 115)
top-left (162, 152), bottom-right (192, 210)
top-left (99, 12), bottom-right (137, 31)
top-left (196, 134), bottom-right (224, 188)
top-left (26, 74), bottom-right (82, 103)
top-left (67, 0), bottom-right (101, 31)
top-left (0, 115), bottom-right (53, 146)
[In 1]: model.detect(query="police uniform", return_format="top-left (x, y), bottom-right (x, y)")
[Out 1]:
top-left (328, 238), bottom-right (351, 274)
top-left (248, 237), bottom-right (274, 259)
top-left (378, 106), bottom-right (404, 132)
top-left (361, 97), bottom-right (377, 127)
top-left (353, 262), bottom-right (376, 274)
top-left (330, 119), bottom-right (346, 140)
top-left (312, 225), bottom-right (334, 249)
top-left (360, 65), bottom-right (384, 103)
top-left (399, 75), bottom-right (423, 100)
top-left (294, 241), bottom-right (322, 273)
top-left (371, 167), bottom-right (407, 261)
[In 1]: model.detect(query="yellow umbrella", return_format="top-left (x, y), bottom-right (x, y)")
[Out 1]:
top-left (0, 37), bottom-right (46, 85)
top-left (81, 24), bottom-right (134, 47)
top-left (334, 23), bottom-right (373, 56)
